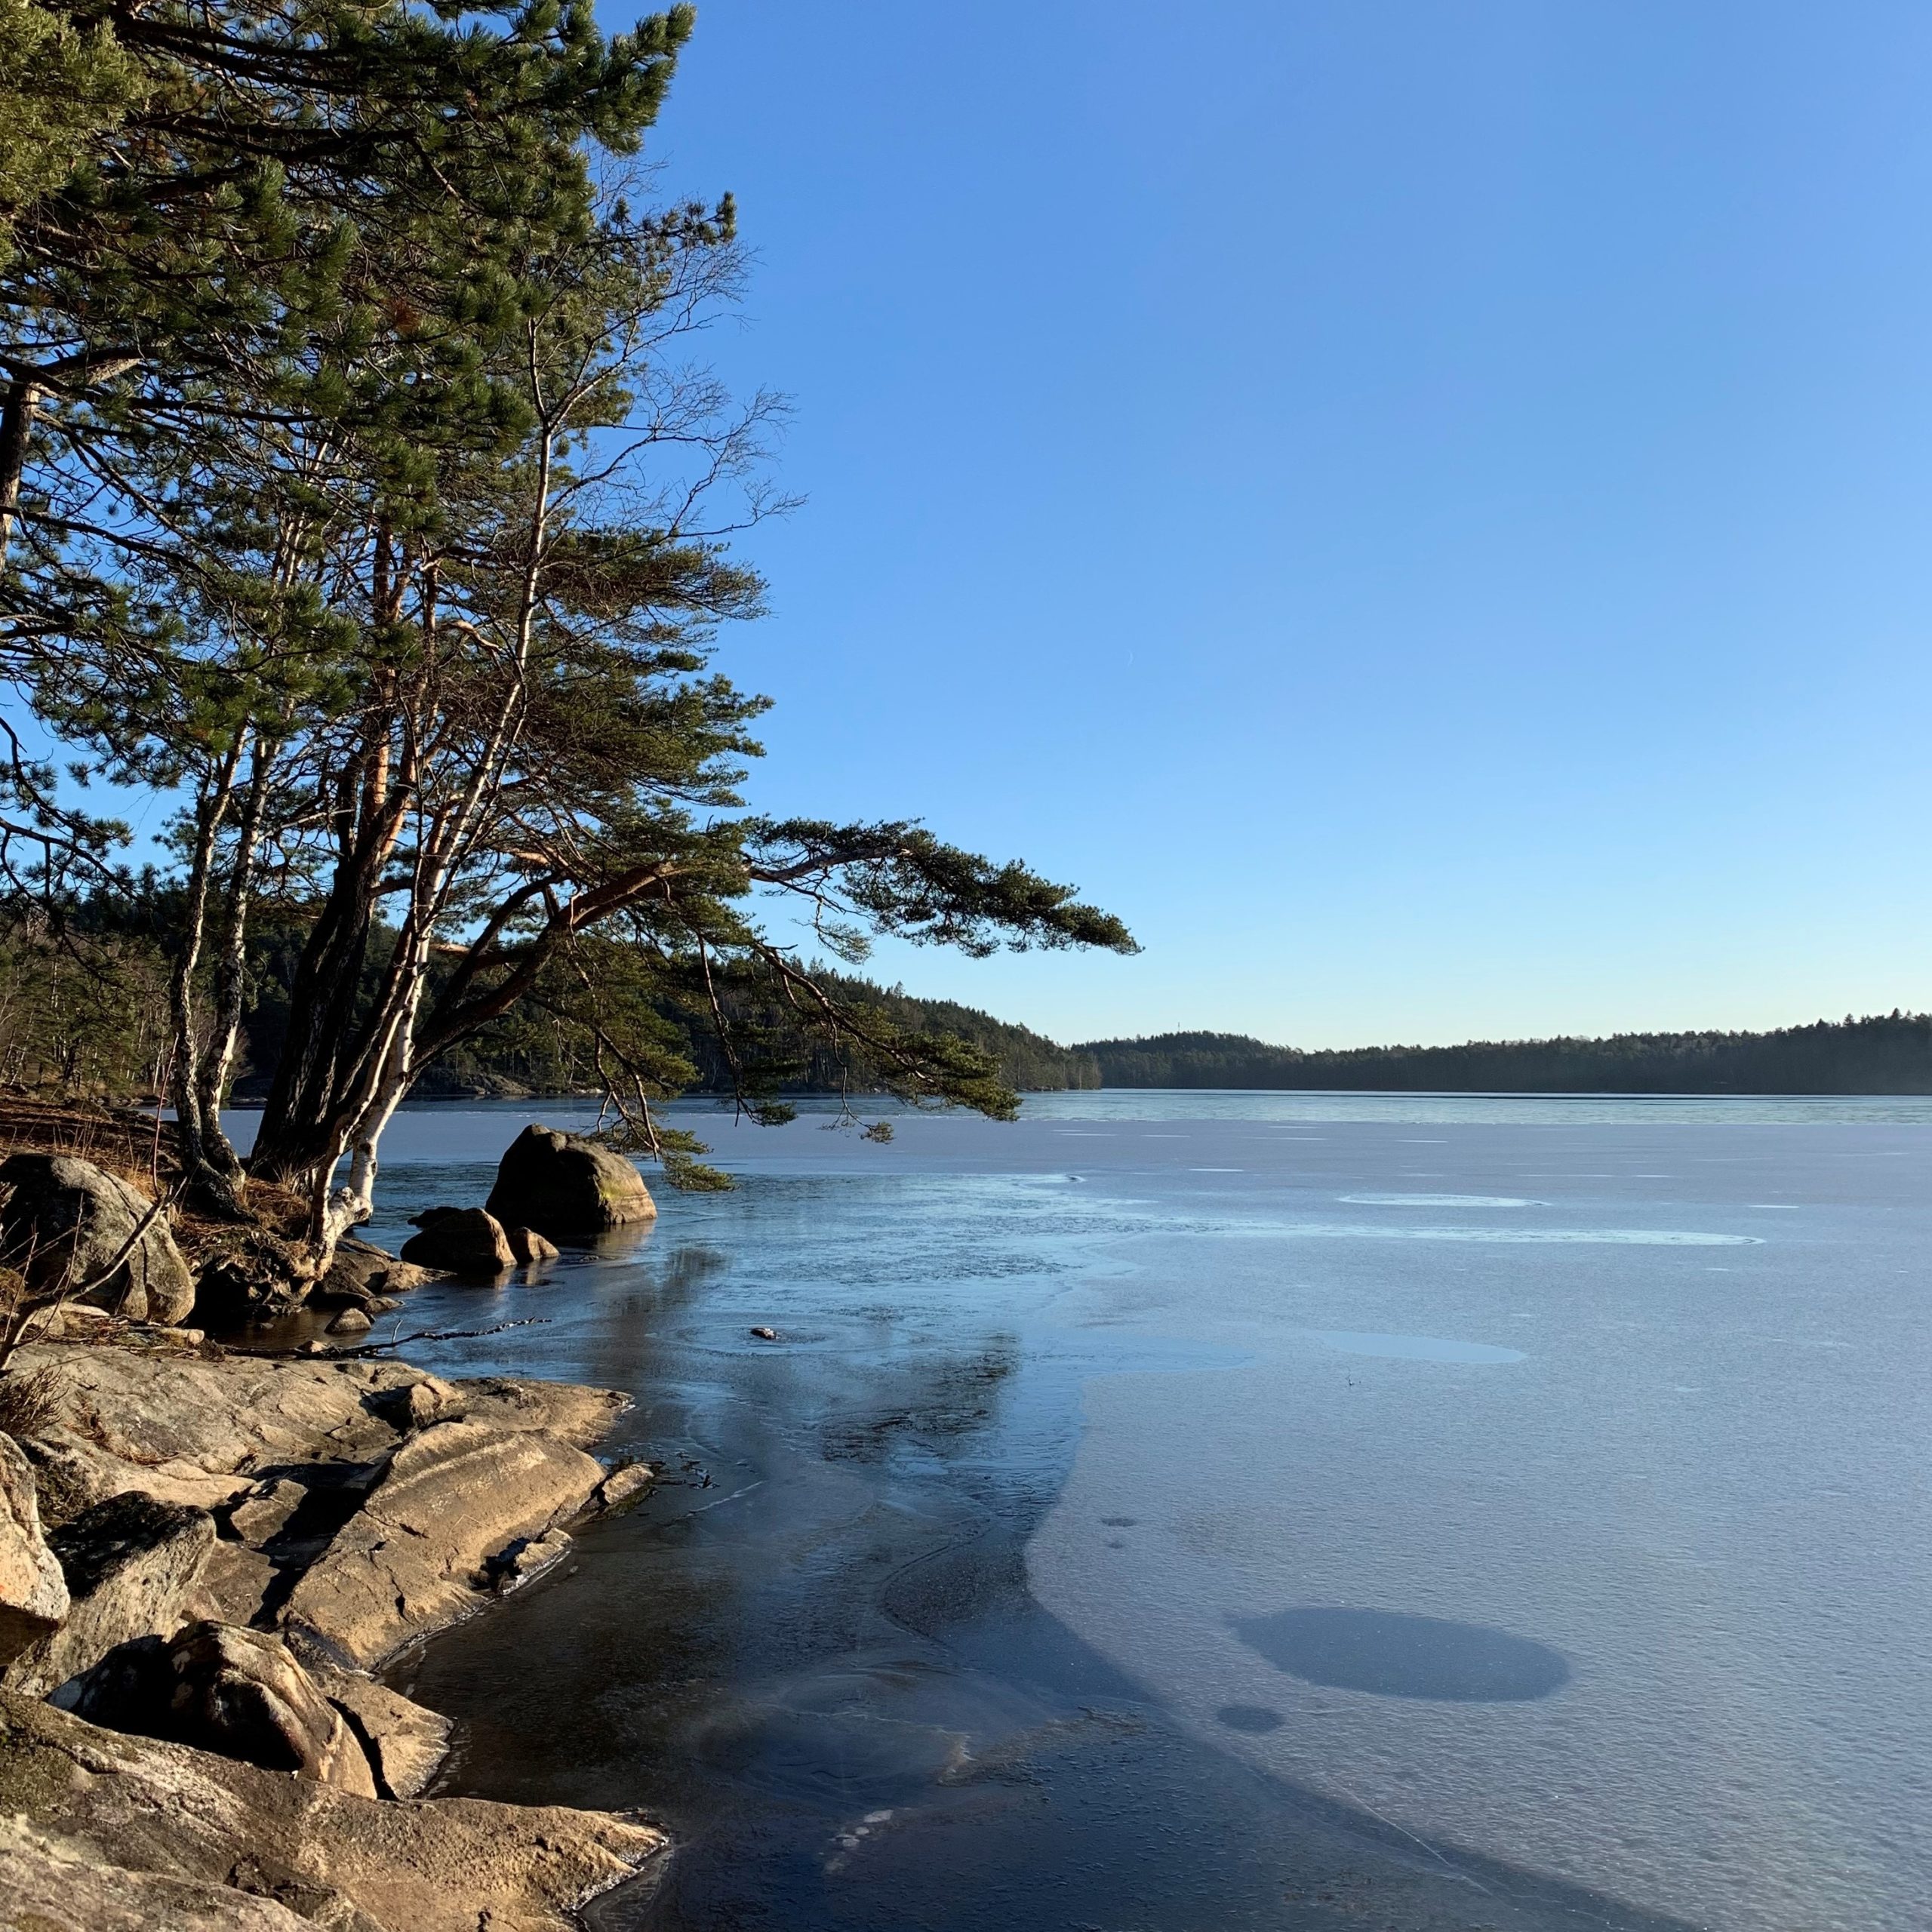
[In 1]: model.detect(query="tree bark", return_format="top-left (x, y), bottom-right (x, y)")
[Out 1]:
top-left (0, 376), bottom-right (42, 561)
top-left (191, 730), bottom-right (275, 1189)
top-left (168, 746), bottom-right (248, 1214)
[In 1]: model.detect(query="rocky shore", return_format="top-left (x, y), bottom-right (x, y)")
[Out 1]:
top-left (0, 1115), bottom-right (666, 1932)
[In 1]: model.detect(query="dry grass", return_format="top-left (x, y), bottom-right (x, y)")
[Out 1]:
top-left (0, 1093), bottom-right (180, 1193)
top-left (0, 1361), bottom-right (64, 1438)
top-left (0, 1094), bottom-right (312, 1268)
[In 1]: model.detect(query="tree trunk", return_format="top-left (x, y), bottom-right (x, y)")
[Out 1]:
top-left (245, 863), bottom-right (383, 1192)
top-left (192, 733), bottom-right (274, 1188)
top-left (0, 376), bottom-right (41, 561)
top-left (168, 749), bottom-right (249, 1214)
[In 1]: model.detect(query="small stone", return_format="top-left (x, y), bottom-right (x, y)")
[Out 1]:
top-left (595, 1463), bottom-right (654, 1512)
top-left (506, 1226), bottom-right (559, 1266)
top-left (749, 1325), bottom-right (778, 1341)
top-left (326, 1306), bottom-right (373, 1335)
top-left (402, 1380), bottom-right (451, 1429)
top-left (366, 1374), bottom-right (458, 1432)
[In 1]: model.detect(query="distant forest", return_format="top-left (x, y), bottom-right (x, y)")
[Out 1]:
top-left (1, 894), bottom-right (1924, 1100)
top-left (395, 971), bottom-right (1103, 1103)
top-left (1075, 1016), bottom-right (1932, 1095)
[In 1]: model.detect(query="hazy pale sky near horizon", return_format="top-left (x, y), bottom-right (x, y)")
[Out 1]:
top-left (650, 2), bottom-right (1932, 1050)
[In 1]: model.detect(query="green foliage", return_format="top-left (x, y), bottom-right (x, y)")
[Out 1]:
top-left (0, 0), bottom-right (140, 266)
top-left (0, 1), bottom-right (1137, 1217)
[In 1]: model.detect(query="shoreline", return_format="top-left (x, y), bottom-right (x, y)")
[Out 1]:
top-left (0, 1312), bottom-right (669, 1930)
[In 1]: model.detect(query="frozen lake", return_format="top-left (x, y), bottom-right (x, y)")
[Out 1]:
top-left (284, 1091), bottom-right (1932, 1930)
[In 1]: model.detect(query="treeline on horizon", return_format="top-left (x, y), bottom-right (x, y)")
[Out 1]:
top-left (2, 894), bottom-right (1923, 1101)
top-left (1074, 1017), bottom-right (1932, 1095)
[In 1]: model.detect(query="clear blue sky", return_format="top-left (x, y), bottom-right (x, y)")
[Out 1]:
top-left (651, 2), bottom-right (1932, 1050)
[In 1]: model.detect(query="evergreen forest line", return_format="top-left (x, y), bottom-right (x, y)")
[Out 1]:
top-left (0, 897), bottom-right (1922, 1100)
top-left (1075, 1016), bottom-right (1932, 1096)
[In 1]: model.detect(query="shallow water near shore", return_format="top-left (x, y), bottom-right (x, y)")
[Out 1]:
top-left (239, 1093), bottom-right (1932, 1930)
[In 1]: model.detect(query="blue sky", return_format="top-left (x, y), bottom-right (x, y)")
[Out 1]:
top-left (671, 7), bottom-right (1930, 1044)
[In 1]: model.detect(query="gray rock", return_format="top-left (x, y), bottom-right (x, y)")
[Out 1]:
top-left (184, 1539), bottom-right (278, 1629)
top-left (485, 1124), bottom-right (657, 1238)
top-left (327, 1306), bottom-right (374, 1335)
top-left (0, 1432), bottom-right (69, 1665)
top-left (0, 1687), bottom-right (664, 1932)
top-left (0, 1817), bottom-right (321, 1930)
top-left (312, 1663), bottom-right (453, 1798)
top-left (7, 1343), bottom-right (620, 1512)
top-left (55, 1621), bottom-right (376, 1794)
top-left (4, 1344), bottom-right (413, 1512)
top-left (4, 1490), bottom-right (214, 1697)
top-left (13, 1432), bottom-right (105, 1529)
top-left (398, 1207), bottom-right (515, 1279)
top-left (595, 1461), bottom-right (654, 1512)
top-left (48, 1630), bottom-right (174, 1732)
top-left (506, 1224), bottom-right (560, 1266)
top-left (281, 1420), bottom-right (606, 1667)
top-left (226, 1478), bottom-right (308, 1547)
top-left (318, 1241), bottom-right (435, 1303)
top-left (165, 1620), bottom-right (377, 1795)
top-left (0, 1152), bottom-right (195, 1324)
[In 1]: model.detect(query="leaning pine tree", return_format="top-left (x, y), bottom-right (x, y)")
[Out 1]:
top-left (241, 171), bottom-right (1134, 1249)
top-left (0, 0), bottom-right (1136, 1261)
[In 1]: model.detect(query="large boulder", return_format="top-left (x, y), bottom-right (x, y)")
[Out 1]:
top-left (165, 1621), bottom-right (377, 1795)
top-left (0, 1152), bottom-right (195, 1324)
top-left (6, 1343), bottom-right (622, 1516)
top-left (0, 1687), bottom-right (664, 1932)
top-left (3, 1491), bottom-right (214, 1697)
top-left (485, 1124), bottom-right (656, 1238)
top-left (281, 1420), bottom-right (606, 1668)
top-left (0, 1432), bottom-right (69, 1665)
top-left (398, 1207), bottom-right (515, 1279)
